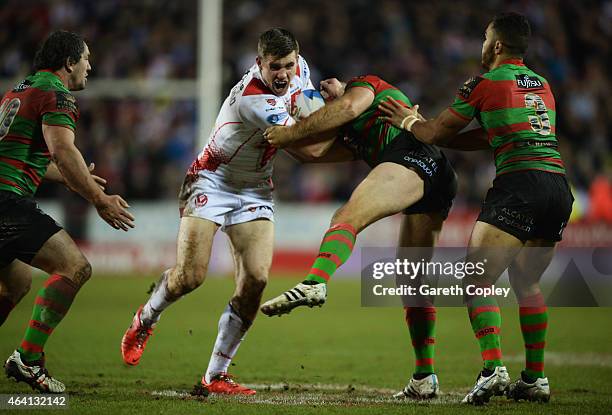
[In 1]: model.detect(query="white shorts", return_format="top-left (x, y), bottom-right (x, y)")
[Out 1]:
top-left (178, 172), bottom-right (274, 230)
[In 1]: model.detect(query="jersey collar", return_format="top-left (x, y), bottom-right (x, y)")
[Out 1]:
top-left (36, 69), bottom-right (63, 82)
top-left (499, 58), bottom-right (525, 66)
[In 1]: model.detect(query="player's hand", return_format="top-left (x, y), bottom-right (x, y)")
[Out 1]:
top-left (320, 78), bottom-right (344, 101)
top-left (94, 194), bottom-right (135, 232)
top-left (88, 163), bottom-right (107, 191)
top-left (378, 98), bottom-right (424, 131)
top-left (263, 126), bottom-right (294, 148)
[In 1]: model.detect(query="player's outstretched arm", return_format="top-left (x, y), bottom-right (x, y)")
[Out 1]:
top-left (44, 161), bottom-right (107, 190)
top-left (379, 98), bottom-right (471, 145)
top-left (286, 134), bottom-right (356, 163)
top-left (42, 124), bottom-right (135, 231)
top-left (264, 86), bottom-right (374, 148)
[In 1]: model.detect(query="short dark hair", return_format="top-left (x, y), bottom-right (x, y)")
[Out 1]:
top-left (257, 28), bottom-right (299, 58)
top-left (491, 12), bottom-right (531, 56)
top-left (33, 30), bottom-right (85, 72)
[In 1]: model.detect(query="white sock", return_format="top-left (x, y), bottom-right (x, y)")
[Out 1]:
top-left (204, 304), bottom-right (247, 383)
top-left (141, 270), bottom-right (173, 326)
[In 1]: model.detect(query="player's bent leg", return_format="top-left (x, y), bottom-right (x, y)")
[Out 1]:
top-left (262, 163), bottom-right (424, 317)
top-left (6, 230), bottom-right (90, 393)
top-left (395, 213), bottom-right (443, 399)
top-left (30, 230), bottom-right (92, 287)
top-left (462, 222), bottom-right (524, 404)
top-left (226, 219), bottom-right (273, 322)
top-left (331, 163), bottom-right (425, 232)
top-left (166, 217), bottom-right (219, 299)
top-left (122, 216), bottom-right (218, 366)
top-left (0, 261), bottom-right (32, 326)
top-left (202, 219), bottom-right (272, 395)
top-left (506, 239), bottom-right (555, 403)
top-left (314, 163), bottom-right (424, 280)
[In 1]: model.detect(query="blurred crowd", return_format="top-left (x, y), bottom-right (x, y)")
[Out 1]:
top-left (1, 0), bottom-right (610, 222)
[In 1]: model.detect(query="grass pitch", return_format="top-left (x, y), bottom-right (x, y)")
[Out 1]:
top-left (1, 275), bottom-right (611, 414)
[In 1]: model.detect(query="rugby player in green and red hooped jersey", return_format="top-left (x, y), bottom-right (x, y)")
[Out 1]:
top-left (379, 12), bottom-right (573, 405)
top-left (0, 30), bottom-right (134, 394)
top-left (258, 74), bottom-right (491, 399)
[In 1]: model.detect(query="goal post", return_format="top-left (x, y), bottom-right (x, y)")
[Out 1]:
top-left (197, 0), bottom-right (223, 149)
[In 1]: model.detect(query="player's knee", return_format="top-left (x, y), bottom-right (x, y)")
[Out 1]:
top-left (172, 266), bottom-right (207, 295)
top-left (4, 278), bottom-right (32, 303)
top-left (331, 206), bottom-right (350, 225)
top-left (331, 206), bottom-right (360, 230)
top-left (247, 273), bottom-right (268, 294)
top-left (235, 272), bottom-right (268, 301)
top-left (70, 260), bottom-right (92, 287)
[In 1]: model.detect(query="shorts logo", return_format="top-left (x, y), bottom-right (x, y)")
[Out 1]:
top-left (516, 74), bottom-right (543, 89)
top-left (497, 207), bottom-right (534, 233)
top-left (248, 205), bottom-right (274, 213)
top-left (195, 194), bottom-right (208, 207)
top-left (403, 156), bottom-right (438, 177)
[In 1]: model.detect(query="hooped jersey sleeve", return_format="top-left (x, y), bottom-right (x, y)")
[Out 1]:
top-left (449, 76), bottom-right (487, 121)
top-left (346, 75), bottom-right (385, 93)
top-left (40, 90), bottom-right (80, 131)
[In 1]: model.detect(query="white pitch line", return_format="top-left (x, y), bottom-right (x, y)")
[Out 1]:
top-left (151, 383), bottom-right (467, 406)
top-left (504, 352), bottom-right (612, 368)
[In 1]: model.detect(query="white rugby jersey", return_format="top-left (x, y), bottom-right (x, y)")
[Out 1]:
top-left (187, 55), bottom-right (314, 188)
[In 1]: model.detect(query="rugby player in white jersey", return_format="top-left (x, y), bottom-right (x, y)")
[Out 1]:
top-left (120, 28), bottom-right (333, 395)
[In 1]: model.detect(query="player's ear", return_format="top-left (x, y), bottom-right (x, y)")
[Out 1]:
top-left (494, 40), bottom-right (504, 55)
top-left (65, 57), bottom-right (76, 73)
top-left (256, 56), bottom-right (262, 69)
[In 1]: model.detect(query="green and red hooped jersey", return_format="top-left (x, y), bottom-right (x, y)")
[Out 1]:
top-left (449, 59), bottom-right (565, 176)
top-left (343, 75), bottom-right (413, 166)
top-left (0, 70), bottom-right (79, 197)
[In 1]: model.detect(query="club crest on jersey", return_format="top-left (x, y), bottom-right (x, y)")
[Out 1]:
top-left (516, 74), bottom-right (543, 89)
top-left (12, 79), bottom-right (32, 93)
top-left (266, 112), bottom-right (289, 124)
top-left (458, 77), bottom-right (483, 99)
top-left (195, 194), bottom-right (208, 207)
top-left (55, 91), bottom-right (78, 113)
top-left (266, 98), bottom-right (277, 106)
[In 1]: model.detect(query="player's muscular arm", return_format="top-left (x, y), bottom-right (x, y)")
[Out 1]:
top-left (286, 134), bottom-right (356, 163)
top-left (44, 161), bottom-right (107, 190)
top-left (264, 87), bottom-right (374, 148)
top-left (42, 125), bottom-right (134, 231)
top-left (42, 125), bottom-right (105, 203)
top-left (411, 109), bottom-right (472, 145)
top-left (286, 129), bottom-right (340, 160)
top-left (379, 99), bottom-right (472, 145)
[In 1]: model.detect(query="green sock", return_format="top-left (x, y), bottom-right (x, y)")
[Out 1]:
top-left (305, 224), bottom-right (356, 283)
top-left (467, 295), bottom-right (503, 370)
top-left (405, 306), bottom-right (436, 375)
top-left (18, 275), bottom-right (79, 362)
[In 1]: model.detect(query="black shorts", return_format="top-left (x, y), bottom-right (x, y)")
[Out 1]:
top-left (477, 170), bottom-right (574, 242)
top-left (0, 191), bottom-right (62, 267)
top-left (376, 133), bottom-right (457, 219)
